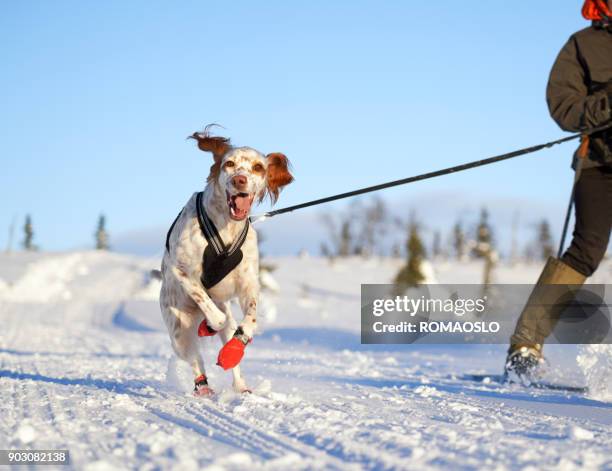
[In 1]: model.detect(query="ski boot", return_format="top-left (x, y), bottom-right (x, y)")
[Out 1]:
top-left (193, 374), bottom-right (215, 397)
top-left (504, 344), bottom-right (545, 384)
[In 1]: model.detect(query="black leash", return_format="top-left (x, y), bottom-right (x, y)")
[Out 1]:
top-left (250, 122), bottom-right (612, 223)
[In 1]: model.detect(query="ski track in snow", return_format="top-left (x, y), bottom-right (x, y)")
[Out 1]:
top-left (0, 252), bottom-right (611, 470)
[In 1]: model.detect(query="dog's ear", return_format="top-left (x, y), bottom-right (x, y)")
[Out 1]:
top-left (263, 152), bottom-right (294, 204)
top-left (189, 125), bottom-right (231, 182)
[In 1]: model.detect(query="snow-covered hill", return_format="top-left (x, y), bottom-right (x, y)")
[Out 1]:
top-left (0, 251), bottom-right (611, 470)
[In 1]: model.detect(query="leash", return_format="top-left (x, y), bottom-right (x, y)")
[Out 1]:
top-left (557, 134), bottom-right (590, 258)
top-left (250, 122), bottom-right (612, 224)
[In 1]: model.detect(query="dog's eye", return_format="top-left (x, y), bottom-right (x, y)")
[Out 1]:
top-left (253, 163), bottom-right (264, 172)
top-left (224, 161), bottom-right (235, 168)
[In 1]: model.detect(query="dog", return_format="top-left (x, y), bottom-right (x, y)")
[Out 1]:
top-left (159, 125), bottom-right (293, 396)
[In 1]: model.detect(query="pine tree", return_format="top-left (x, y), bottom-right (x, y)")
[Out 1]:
top-left (339, 221), bottom-right (352, 257)
top-left (394, 221), bottom-right (426, 294)
top-left (453, 221), bottom-right (465, 260)
top-left (95, 214), bottom-right (109, 250)
top-left (477, 208), bottom-right (492, 244)
top-left (23, 215), bottom-right (35, 251)
top-left (473, 208), bottom-right (493, 258)
top-left (537, 219), bottom-right (554, 260)
top-left (471, 208), bottom-right (497, 290)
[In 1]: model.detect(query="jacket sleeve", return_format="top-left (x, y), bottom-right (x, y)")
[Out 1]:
top-left (546, 36), bottom-right (611, 132)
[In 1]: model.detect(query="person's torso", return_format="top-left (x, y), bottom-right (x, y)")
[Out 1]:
top-left (573, 26), bottom-right (612, 91)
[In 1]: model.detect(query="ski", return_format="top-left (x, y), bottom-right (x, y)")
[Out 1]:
top-left (461, 373), bottom-right (589, 394)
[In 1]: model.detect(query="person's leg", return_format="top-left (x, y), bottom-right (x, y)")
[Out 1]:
top-left (561, 167), bottom-right (612, 278)
top-left (509, 257), bottom-right (585, 349)
top-left (531, 167), bottom-right (612, 342)
top-left (507, 167), bottom-right (612, 375)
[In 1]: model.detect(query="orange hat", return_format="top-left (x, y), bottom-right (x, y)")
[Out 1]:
top-left (582, 0), bottom-right (611, 20)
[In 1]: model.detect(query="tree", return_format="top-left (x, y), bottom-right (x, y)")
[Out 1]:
top-left (5, 215), bottom-right (16, 253)
top-left (509, 210), bottom-right (520, 265)
top-left (354, 197), bottom-right (389, 257)
top-left (537, 219), bottom-right (554, 260)
top-left (321, 197), bottom-right (391, 259)
top-left (432, 231), bottom-right (442, 258)
top-left (321, 213), bottom-right (355, 257)
top-left (257, 230), bottom-right (276, 273)
top-left (471, 208), bottom-right (497, 291)
top-left (394, 220), bottom-right (426, 294)
top-left (95, 214), bottom-right (110, 250)
top-left (23, 214), bottom-right (35, 251)
top-left (339, 221), bottom-right (352, 256)
top-left (453, 221), bottom-right (466, 260)
top-left (473, 208), bottom-right (493, 258)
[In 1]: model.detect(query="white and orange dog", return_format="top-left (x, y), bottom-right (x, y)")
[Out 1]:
top-left (160, 126), bottom-right (293, 395)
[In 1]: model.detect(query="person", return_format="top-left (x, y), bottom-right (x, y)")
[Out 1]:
top-left (505, 0), bottom-right (612, 377)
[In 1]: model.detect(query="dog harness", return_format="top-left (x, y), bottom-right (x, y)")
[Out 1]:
top-left (165, 192), bottom-right (250, 289)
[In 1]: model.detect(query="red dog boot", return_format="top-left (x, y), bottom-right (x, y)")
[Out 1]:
top-left (217, 327), bottom-right (251, 370)
top-left (193, 374), bottom-right (215, 397)
top-left (197, 319), bottom-right (218, 337)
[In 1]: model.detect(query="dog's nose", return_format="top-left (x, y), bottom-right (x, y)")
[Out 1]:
top-left (232, 175), bottom-right (247, 188)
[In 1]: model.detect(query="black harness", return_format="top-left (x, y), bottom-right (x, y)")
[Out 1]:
top-left (165, 192), bottom-right (250, 289)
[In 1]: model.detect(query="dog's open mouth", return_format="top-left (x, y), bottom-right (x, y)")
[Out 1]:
top-left (226, 191), bottom-right (255, 221)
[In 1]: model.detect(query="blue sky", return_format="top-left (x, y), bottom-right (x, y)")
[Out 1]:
top-left (0, 1), bottom-right (591, 256)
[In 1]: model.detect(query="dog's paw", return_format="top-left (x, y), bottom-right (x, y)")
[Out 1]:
top-left (193, 385), bottom-right (215, 397)
top-left (193, 374), bottom-right (215, 397)
top-left (217, 338), bottom-right (246, 370)
top-left (232, 378), bottom-right (251, 394)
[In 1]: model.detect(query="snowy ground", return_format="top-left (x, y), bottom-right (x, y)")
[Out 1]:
top-left (0, 251), bottom-right (611, 470)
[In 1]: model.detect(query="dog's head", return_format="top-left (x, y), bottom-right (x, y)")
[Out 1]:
top-left (190, 126), bottom-right (294, 221)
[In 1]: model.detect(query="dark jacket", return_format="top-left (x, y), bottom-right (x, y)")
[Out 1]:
top-left (547, 25), bottom-right (612, 167)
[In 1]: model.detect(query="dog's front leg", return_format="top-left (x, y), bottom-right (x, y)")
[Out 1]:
top-left (171, 265), bottom-right (227, 331)
top-left (214, 302), bottom-right (250, 393)
top-left (216, 287), bottom-right (258, 371)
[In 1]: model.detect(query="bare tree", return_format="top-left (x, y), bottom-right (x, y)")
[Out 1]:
top-left (5, 215), bottom-right (16, 253)
top-left (432, 230), bottom-right (442, 259)
top-left (354, 197), bottom-right (390, 257)
top-left (509, 210), bottom-right (520, 265)
top-left (320, 213), bottom-right (354, 257)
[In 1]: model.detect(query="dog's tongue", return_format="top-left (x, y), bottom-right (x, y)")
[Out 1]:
top-left (234, 195), bottom-right (253, 218)
top-left (234, 194), bottom-right (252, 213)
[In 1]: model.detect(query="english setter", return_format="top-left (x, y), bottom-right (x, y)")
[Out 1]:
top-left (160, 126), bottom-right (293, 395)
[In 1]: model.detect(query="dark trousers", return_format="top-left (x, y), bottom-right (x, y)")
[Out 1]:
top-left (561, 166), bottom-right (612, 276)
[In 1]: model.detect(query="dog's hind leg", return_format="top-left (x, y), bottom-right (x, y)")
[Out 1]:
top-left (216, 302), bottom-right (250, 393)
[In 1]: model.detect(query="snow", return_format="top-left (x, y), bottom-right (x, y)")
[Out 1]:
top-left (0, 251), bottom-right (611, 470)
top-left (577, 344), bottom-right (612, 403)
